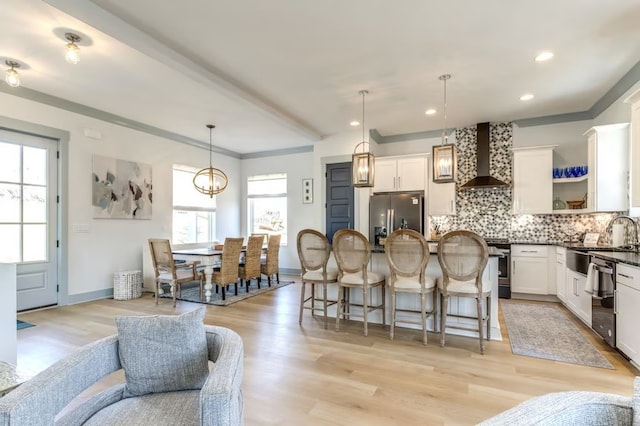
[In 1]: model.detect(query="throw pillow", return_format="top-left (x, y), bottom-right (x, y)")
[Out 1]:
top-left (115, 307), bottom-right (209, 398)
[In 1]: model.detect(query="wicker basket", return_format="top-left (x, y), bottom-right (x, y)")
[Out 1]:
top-left (113, 270), bottom-right (142, 300)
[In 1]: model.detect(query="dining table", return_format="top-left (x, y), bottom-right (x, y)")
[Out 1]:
top-left (172, 248), bottom-right (225, 302)
top-left (173, 245), bottom-right (262, 302)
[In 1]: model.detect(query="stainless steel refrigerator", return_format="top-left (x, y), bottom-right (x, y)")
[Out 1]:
top-left (369, 191), bottom-right (424, 247)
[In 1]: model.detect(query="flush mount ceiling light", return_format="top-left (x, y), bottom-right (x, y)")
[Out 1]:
top-left (432, 74), bottom-right (457, 183)
top-left (64, 32), bottom-right (82, 64)
top-left (352, 90), bottom-right (375, 188)
top-left (520, 93), bottom-right (535, 101)
top-left (535, 51), bottom-right (554, 62)
top-left (4, 60), bottom-right (20, 88)
top-left (425, 108), bottom-right (437, 115)
top-left (350, 120), bottom-right (360, 127)
top-left (193, 124), bottom-right (228, 197)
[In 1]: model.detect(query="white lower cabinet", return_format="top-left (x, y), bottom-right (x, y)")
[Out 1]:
top-left (556, 247), bottom-right (566, 302)
top-left (511, 245), bottom-right (549, 294)
top-left (565, 269), bottom-right (591, 326)
top-left (616, 263), bottom-right (640, 365)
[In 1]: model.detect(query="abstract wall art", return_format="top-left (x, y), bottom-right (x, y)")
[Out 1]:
top-left (92, 155), bottom-right (152, 219)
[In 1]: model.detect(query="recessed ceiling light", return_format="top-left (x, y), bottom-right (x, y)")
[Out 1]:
top-left (535, 51), bottom-right (554, 62)
top-left (520, 93), bottom-right (534, 101)
top-left (425, 109), bottom-right (436, 115)
top-left (350, 120), bottom-right (360, 127)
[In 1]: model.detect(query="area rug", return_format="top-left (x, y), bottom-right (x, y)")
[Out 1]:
top-left (17, 320), bottom-right (35, 330)
top-left (501, 301), bottom-right (613, 369)
top-left (159, 279), bottom-right (294, 306)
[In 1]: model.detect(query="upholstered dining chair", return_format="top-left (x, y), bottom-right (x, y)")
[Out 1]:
top-left (385, 229), bottom-right (436, 345)
top-left (239, 235), bottom-right (264, 292)
top-left (261, 234), bottom-right (281, 286)
top-left (148, 238), bottom-right (200, 307)
top-left (207, 237), bottom-right (244, 301)
top-left (332, 229), bottom-right (386, 337)
top-left (437, 230), bottom-right (491, 354)
top-left (296, 229), bottom-right (338, 329)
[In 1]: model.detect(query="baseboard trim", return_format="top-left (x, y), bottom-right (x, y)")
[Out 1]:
top-left (66, 288), bottom-right (114, 305)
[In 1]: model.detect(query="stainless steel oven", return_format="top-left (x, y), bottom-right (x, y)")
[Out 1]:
top-left (485, 239), bottom-right (511, 299)
top-left (590, 255), bottom-right (616, 347)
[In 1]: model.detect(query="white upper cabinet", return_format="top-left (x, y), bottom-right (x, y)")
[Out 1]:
top-left (584, 123), bottom-right (629, 213)
top-left (625, 89), bottom-right (640, 209)
top-left (373, 155), bottom-right (425, 192)
top-left (512, 147), bottom-right (553, 214)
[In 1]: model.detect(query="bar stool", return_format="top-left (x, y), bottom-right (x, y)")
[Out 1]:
top-left (332, 229), bottom-right (386, 337)
top-left (437, 230), bottom-right (491, 354)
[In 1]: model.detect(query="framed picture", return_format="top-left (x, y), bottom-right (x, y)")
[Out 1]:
top-left (302, 178), bottom-right (313, 203)
top-left (432, 144), bottom-right (457, 183)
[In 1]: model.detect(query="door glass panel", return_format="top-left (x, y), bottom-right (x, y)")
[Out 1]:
top-left (0, 224), bottom-right (20, 262)
top-left (23, 146), bottom-right (47, 185)
top-left (0, 142), bottom-right (20, 182)
top-left (23, 185), bottom-right (47, 222)
top-left (23, 224), bottom-right (47, 262)
top-left (0, 183), bottom-right (21, 222)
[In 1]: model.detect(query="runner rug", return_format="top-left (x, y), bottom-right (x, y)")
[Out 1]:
top-left (159, 279), bottom-right (293, 306)
top-left (500, 301), bottom-right (613, 369)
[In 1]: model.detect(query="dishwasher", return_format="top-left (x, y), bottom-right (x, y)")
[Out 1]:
top-left (590, 255), bottom-right (616, 347)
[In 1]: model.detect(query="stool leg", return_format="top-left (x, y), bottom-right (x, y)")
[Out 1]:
top-left (362, 285), bottom-right (368, 337)
top-left (323, 282), bottom-right (328, 329)
top-left (440, 294), bottom-right (448, 348)
top-left (390, 289), bottom-right (396, 341)
top-left (421, 292), bottom-right (427, 346)
top-left (299, 282), bottom-right (305, 325)
top-left (477, 297), bottom-right (485, 354)
top-left (486, 295), bottom-right (491, 341)
top-left (335, 286), bottom-right (342, 332)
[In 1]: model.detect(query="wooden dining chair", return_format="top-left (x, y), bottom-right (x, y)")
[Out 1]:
top-left (332, 229), bottom-right (386, 337)
top-left (296, 229), bottom-right (338, 329)
top-left (437, 230), bottom-right (491, 354)
top-left (207, 237), bottom-right (244, 301)
top-left (239, 235), bottom-right (264, 292)
top-left (385, 229), bottom-right (436, 345)
top-left (148, 238), bottom-right (200, 307)
top-left (261, 234), bottom-right (281, 286)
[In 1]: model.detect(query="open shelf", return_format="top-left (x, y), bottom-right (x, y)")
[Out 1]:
top-left (552, 208), bottom-right (589, 214)
top-left (553, 175), bottom-right (588, 184)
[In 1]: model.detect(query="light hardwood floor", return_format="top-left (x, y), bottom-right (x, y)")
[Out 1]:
top-left (16, 277), bottom-right (639, 425)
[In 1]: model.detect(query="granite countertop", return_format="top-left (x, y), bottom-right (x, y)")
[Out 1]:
top-left (585, 251), bottom-right (640, 267)
top-left (372, 245), bottom-right (504, 256)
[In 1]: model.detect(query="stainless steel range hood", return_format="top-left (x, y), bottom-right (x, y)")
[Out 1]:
top-left (459, 122), bottom-right (510, 190)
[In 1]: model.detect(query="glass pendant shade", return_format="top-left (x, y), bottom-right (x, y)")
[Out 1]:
top-left (193, 124), bottom-right (228, 197)
top-left (64, 33), bottom-right (82, 65)
top-left (5, 67), bottom-right (20, 87)
top-left (65, 42), bottom-right (80, 64)
top-left (352, 145), bottom-right (375, 187)
top-left (5, 61), bottom-right (20, 88)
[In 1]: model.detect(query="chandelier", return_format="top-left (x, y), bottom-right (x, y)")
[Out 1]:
top-left (193, 124), bottom-right (228, 197)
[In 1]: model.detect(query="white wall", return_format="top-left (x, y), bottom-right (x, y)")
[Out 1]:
top-left (0, 92), bottom-right (240, 300)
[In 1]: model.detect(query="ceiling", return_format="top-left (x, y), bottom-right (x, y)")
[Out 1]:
top-left (2, 0), bottom-right (640, 156)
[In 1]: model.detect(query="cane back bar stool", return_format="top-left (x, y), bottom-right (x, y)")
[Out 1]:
top-left (385, 229), bottom-right (436, 345)
top-left (332, 229), bottom-right (386, 337)
top-left (296, 229), bottom-right (338, 329)
top-left (437, 230), bottom-right (491, 354)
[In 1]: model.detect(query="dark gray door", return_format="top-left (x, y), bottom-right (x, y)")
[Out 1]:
top-left (325, 162), bottom-right (354, 244)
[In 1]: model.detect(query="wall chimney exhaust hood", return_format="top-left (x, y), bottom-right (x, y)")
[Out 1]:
top-left (459, 122), bottom-right (510, 190)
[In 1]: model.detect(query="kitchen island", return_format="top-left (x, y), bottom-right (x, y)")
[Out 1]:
top-left (325, 247), bottom-right (502, 341)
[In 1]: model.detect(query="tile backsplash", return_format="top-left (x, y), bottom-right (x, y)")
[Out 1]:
top-left (429, 122), bottom-right (621, 243)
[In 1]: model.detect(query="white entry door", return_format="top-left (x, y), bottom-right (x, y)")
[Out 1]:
top-left (0, 130), bottom-right (58, 311)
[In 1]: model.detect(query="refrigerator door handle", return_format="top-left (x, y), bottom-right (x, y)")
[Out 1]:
top-left (390, 209), bottom-right (395, 233)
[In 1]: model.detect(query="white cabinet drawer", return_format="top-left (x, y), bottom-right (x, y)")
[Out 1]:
top-left (617, 263), bottom-right (640, 291)
top-left (556, 246), bottom-right (566, 262)
top-left (512, 245), bottom-right (549, 257)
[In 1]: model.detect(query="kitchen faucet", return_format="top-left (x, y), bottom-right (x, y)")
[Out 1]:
top-left (606, 215), bottom-right (639, 248)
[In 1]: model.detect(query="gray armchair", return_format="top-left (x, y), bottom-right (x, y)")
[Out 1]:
top-left (480, 377), bottom-right (639, 425)
top-left (0, 325), bottom-right (243, 426)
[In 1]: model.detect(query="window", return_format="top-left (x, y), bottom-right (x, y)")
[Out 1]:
top-left (248, 174), bottom-right (287, 244)
top-left (172, 166), bottom-right (216, 244)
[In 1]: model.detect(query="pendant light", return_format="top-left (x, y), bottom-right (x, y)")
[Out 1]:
top-left (193, 124), bottom-right (228, 197)
top-left (352, 90), bottom-right (375, 187)
top-left (64, 33), bottom-right (82, 64)
top-left (432, 74), bottom-right (457, 183)
top-left (4, 61), bottom-right (21, 88)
